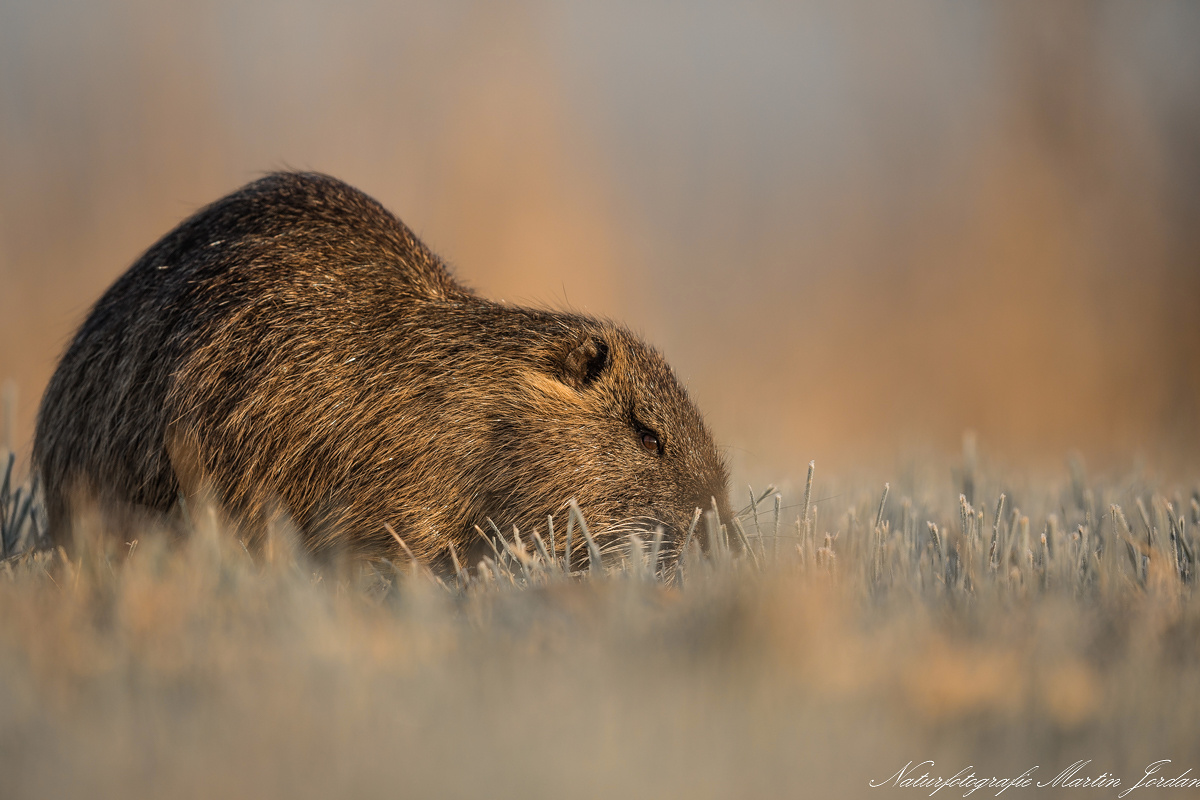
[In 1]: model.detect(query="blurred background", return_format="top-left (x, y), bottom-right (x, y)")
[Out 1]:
top-left (1, 0), bottom-right (1198, 489)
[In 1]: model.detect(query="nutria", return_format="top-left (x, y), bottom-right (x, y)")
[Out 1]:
top-left (33, 172), bottom-right (731, 567)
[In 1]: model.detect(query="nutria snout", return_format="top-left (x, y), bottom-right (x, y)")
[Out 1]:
top-left (33, 172), bottom-right (732, 567)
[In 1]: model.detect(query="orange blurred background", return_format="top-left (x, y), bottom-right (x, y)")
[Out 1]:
top-left (1, 1), bottom-right (1198, 488)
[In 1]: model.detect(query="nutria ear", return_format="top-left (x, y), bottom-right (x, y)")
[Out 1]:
top-left (563, 336), bottom-right (609, 388)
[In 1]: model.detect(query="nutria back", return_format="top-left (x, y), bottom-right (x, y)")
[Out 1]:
top-left (34, 172), bottom-right (731, 566)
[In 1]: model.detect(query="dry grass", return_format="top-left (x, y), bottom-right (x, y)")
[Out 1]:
top-left (2, 452), bottom-right (1199, 798)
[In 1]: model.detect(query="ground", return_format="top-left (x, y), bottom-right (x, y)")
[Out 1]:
top-left (2, 454), bottom-right (1199, 799)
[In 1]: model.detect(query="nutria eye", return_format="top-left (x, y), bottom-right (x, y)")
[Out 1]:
top-left (640, 430), bottom-right (661, 455)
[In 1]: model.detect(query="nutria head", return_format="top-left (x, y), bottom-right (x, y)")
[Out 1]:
top-left (443, 304), bottom-right (732, 566)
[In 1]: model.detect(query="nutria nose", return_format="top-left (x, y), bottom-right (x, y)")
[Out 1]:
top-left (676, 493), bottom-right (731, 547)
top-left (696, 493), bottom-right (733, 527)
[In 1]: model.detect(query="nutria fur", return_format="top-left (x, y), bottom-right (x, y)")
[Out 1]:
top-left (33, 172), bottom-right (731, 567)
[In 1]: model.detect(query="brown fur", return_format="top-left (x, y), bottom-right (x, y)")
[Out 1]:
top-left (33, 172), bottom-right (731, 566)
